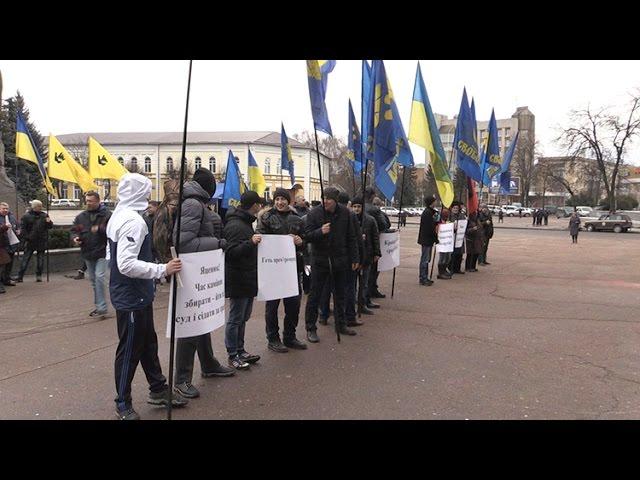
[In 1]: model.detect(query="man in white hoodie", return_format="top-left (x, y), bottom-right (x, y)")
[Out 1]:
top-left (107, 173), bottom-right (187, 420)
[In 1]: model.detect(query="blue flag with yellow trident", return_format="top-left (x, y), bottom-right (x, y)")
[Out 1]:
top-left (222, 150), bottom-right (243, 209)
top-left (280, 123), bottom-right (295, 186)
top-left (454, 88), bottom-right (482, 182)
top-left (366, 60), bottom-right (413, 200)
top-left (306, 60), bottom-right (336, 136)
top-left (347, 100), bottom-right (363, 176)
top-left (499, 131), bottom-right (519, 194)
top-left (15, 113), bottom-right (56, 195)
top-left (480, 109), bottom-right (502, 186)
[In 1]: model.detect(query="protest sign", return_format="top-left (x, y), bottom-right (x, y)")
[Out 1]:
top-left (436, 223), bottom-right (454, 253)
top-left (454, 219), bottom-right (468, 248)
top-left (378, 231), bottom-right (400, 272)
top-left (257, 234), bottom-right (299, 301)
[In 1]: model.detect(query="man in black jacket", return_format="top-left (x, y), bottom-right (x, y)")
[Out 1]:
top-left (351, 196), bottom-right (381, 316)
top-left (223, 191), bottom-right (264, 370)
top-left (364, 187), bottom-right (390, 299)
top-left (477, 204), bottom-right (494, 265)
top-left (17, 200), bottom-right (53, 282)
top-left (72, 191), bottom-right (111, 317)
top-left (303, 186), bottom-right (359, 342)
top-left (417, 196), bottom-right (438, 286)
top-left (257, 188), bottom-right (307, 352)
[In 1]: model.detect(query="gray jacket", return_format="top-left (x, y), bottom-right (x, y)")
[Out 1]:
top-left (173, 181), bottom-right (225, 253)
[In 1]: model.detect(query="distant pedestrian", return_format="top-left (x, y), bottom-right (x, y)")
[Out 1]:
top-left (498, 209), bottom-right (504, 223)
top-left (532, 209), bottom-right (537, 226)
top-left (543, 209), bottom-right (549, 226)
top-left (569, 212), bottom-right (581, 244)
top-left (518, 208), bottom-right (522, 218)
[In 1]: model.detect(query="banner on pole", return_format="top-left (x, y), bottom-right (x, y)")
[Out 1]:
top-left (166, 250), bottom-right (226, 339)
top-left (436, 223), bottom-right (454, 253)
top-left (378, 231), bottom-right (400, 272)
top-left (454, 219), bottom-right (468, 248)
top-left (257, 234), bottom-right (299, 301)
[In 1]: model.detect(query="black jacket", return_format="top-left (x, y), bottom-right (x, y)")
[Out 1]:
top-left (365, 204), bottom-right (391, 233)
top-left (478, 210), bottom-right (494, 239)
top-left (223, 206), bottom-right (258, 298)
top-left (20, 209), bottom-right (53, 251)
top-left (417, 207), bottom-right (438, 247)
top-left (357, 212), bottom-right (381, 266)
top-left (304, 204), bottom-right (358, 272)
top-left (256, 206), bottom-right (305, 272)
top-left (72, 205), bottom-right (111, 260)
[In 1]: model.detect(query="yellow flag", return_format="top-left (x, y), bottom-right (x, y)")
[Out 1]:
top-left (88, 137), bottom-right (129, 180)
top-left (47, 135), bottom-right (98, 193)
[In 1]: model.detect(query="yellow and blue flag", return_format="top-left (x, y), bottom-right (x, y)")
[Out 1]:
top-left (88, 136), bottom-right (129, 181)
top-left (15, 113), bottom-right (56, 196)
top-left (454, 88), bottom-right (482, 182)
top-left (408, 63), bottom-right (454, 208)
top-left (347, 100), bottom-right (363, 176)
top-left (366, 60), bottom-right (413, 200)
top-left (306, 60), bottom-right (336, 136)
top-left (280, 123), bottom-right (295, 186)
top-left (480, 109), bottom-right (502, 186)
top-left (499, 131), bottom-right (519, 194)
top-left (47, 135), bottom-right (98, 193)
top-left (247, 149), bottom-right (266, 197)
top-left (222, 150), bottom-right (243, 209)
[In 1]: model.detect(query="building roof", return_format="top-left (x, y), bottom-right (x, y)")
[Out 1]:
top-left (54, 131), bottom-right (307, 149)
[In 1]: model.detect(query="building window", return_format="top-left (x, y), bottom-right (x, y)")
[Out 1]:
top-left (130, 157), bottom-right (138, 171)
top-left (264, 187), bottom-right (271, 201)
top-left (73, 185), bottom-right (81, 200)
top-left (276, 158), bottom-right (282, 175)
top-left (195, 157), bottom-right (202, 170)
top-left (117, 156), bottom-right (124, 165)
top-left (264, 158), bottom-right (271, 174)
top-left (167, 157), bottom-right (174, 173)
top-left (144, 157), bottom-right (152, 173)
top-left (209, 156), bottom-right (216, 172)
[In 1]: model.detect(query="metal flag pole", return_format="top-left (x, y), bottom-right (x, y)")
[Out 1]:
top-left (391, 165), bottom-right (407, 299)
top-left (46, 192), bottom-right (50, 282)
top-left (167, 59), bottom-right (193, 420)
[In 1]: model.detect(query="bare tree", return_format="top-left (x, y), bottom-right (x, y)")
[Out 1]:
top-left (557, 93), bottom-right (640, 210)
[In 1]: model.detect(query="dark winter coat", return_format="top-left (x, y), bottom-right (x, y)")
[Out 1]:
top-left (72, 205), bottom-right (112, 260)
top-left (174, 181), bottom-right (224, 253)
top-left (223, 206), bottom-right (258, 298)
top-left (357, 212), bottom-right (381, 266)
top-left (304, 203), bottom-right (358, 272)
top-left (478, 210), bottom-right (494, 239)
top-left (20, 209), bottom-right (53, 251)
top-left (365, 204), bottom-right (391, 233)
top-left (569, 216), bottom-right (581, 236)
top-left (465, 218), bottom-right (485, 254)
top-left (295, 205), bottom-right (310, 217)
top-left (257, 206), bottom-right (305, 272)
top-left (417, 207), bottom-right (438, 247)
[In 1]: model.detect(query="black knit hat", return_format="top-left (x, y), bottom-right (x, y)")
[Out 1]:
top-left (351, 196), bottom-right (364, 206)
top-left (337, 191), bottom-right (350, 205)
top-left (192, 168), bottom-right (216, 196)
top-left (273, 188), bottom-right (291, 203)
top-left (240, 191), bottom-right (265, 209)
top-left (323, 186), bottom-right (340, 202)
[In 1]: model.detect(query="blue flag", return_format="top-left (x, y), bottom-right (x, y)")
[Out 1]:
top-left (348, 100), bottom-right (363, 176)
top-left (222, 150), bottom-right (242, 209)
top-left (480, 109), bottom-right (502, 186)
top-left (280, 123), bottom-right (295, 186)
top-left (454, 88), bottom-right (482, 182)
top-left (367, 60), bottom-right (414, 200)
top-left (499, 131), bottom-right (519, 194)
top-left (306, 60), bottom-right (336, 136)
top-left (361, 60), bottom-right (372, 161)
top-left (470, 97), bottom-right (478, 141)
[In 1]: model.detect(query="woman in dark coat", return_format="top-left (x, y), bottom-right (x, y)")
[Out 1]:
top-left (569, 212), bottom-right (581, 244)
top-left (464, 214), bottom-right (484, 272)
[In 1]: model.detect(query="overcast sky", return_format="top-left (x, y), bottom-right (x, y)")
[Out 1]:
top-left (2, 60), bottom-right (640, 165)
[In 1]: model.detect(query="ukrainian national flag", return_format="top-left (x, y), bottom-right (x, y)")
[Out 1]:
top-left (48, 134), bottom-right (97, 193)
top-left (88, 136), bottom-right (128, 180)
top-left (247, 149), bottom-right (266, 197)
top-left (408, 63), bottom-right (454, 208)
top-left (306, 60), bottom-right (336, 136)
top-left (15, 113), bottom-right (56, 196)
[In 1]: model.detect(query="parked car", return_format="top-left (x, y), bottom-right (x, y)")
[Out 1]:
top-left (501, 205), bottom-right (520, 216)
top-left (381, 206), bottom-right (400, 217)
top-left (556, 206), bottom-right (575, 218)
top-left (576, 206), bottom-right (594, 217)
top-left (51, 199), bottom-right (80, 208)
top-left (583, 214), bottom-right (633, 233)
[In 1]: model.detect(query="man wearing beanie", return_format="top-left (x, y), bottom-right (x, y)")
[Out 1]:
top-left (417, 196), bottom-right (438, 286)
top-left (172, 168), bottom-right (234, 400)
top-left (351, 196), bottom-right (381, 317)
top-left (223, 190), bottom-right (264, 369)
top-left (256, 188), bottom-right (307, 352)
top-left (303, 186), bottom-right (359, 342)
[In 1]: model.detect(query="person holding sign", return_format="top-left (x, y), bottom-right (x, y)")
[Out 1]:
top-left (448, 202), bottom-right (466, 275)
top-left (256, 188), bottom-right (308, 352)
top-left (106, 173), bottom-right (187, 420)
top-left (172, 169), bottom-right (235, 400)
top-left (417, 196), bottom-right (438, 286)
top-left (303, 187), bottom-right (359, 342)
top-left (223, 191), bottom-right (265, 370)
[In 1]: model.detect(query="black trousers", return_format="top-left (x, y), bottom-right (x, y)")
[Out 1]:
top-left (175, 333), bottom-right (221, 384)
top-left (265, 294), bottom-right (301, 342)
top-left (305, 267), bottom-right (347, 332)
top-left (479, 238), bottom-right (490, 263)
top-left (114, 305), bottom-right (167, 411)
top-left (465, 253), bottom-right (479, 270)
top-left (450, 248), bottom-right (464, 273)
top-left (368, 259), bottom-right (381, 295)
top-left (1, 252), bottom-right (14, 283)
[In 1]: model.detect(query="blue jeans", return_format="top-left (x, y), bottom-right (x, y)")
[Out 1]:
top-left (85, 258), bottom-right (108, 312)
top-left (225, 297), bottom-right (254, 357)
top-left (419, 245), bottom-right (432, 283)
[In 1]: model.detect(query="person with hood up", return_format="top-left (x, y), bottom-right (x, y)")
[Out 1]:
top-left (172, 168), bottom-right (235, 400)
top-left (106, 173), bottom-right (187, 420)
